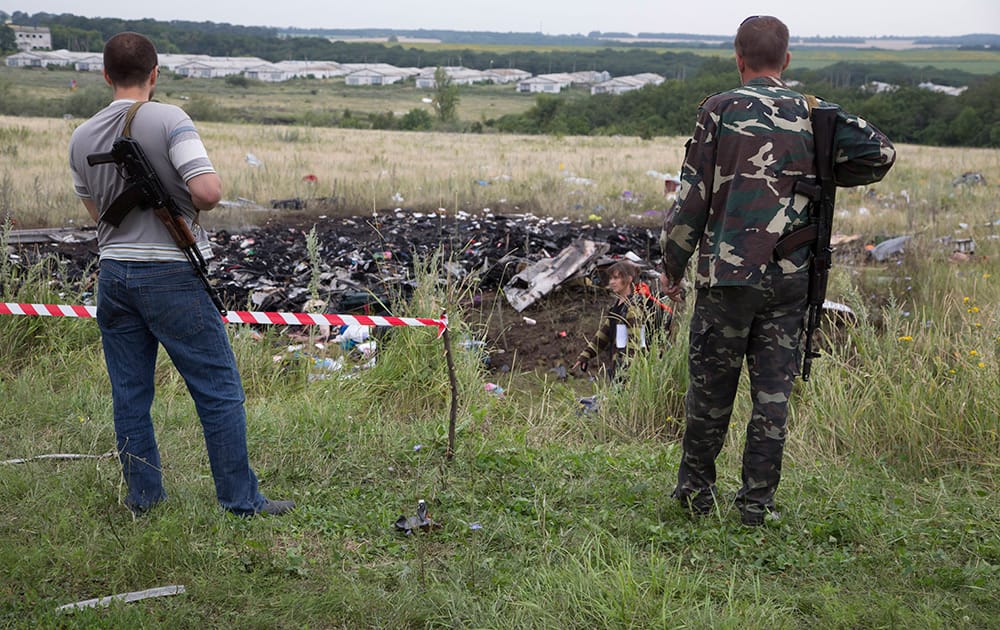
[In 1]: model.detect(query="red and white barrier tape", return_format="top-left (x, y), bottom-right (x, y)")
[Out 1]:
top-left (0, 302), bottom-right (447, 336)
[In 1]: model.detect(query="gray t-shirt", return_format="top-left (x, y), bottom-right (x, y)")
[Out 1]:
top-left (68, 99), bottom-right (216, 262)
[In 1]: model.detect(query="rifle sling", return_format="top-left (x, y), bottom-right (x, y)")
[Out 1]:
top-left (121, 101), bottom-right (144, 136)
top-left (774, 224), bottom-right (818, 259)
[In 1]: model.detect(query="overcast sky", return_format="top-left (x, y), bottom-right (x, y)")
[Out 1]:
top-left (5, 0), bottom-right (999, 38)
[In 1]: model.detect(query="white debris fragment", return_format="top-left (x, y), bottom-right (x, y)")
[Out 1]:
top-left (57, 585), bottom-right (186, 612)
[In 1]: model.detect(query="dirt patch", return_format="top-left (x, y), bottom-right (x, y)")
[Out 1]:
top-left (472, 285), bottom-right (610, 374)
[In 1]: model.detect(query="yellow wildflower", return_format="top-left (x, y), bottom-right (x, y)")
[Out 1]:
top-left (979, 362), bottom-right (986, 369)
top-left (969, 349), bottom-right (979, 357)
top-left (897, 335), bottom-right (913, 342)
top-left (963, 296), bottom-right (971, 304)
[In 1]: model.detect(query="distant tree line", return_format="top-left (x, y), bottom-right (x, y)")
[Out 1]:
top-left (490, 68), bottom-right (1000, 147)
top-left (2, 12), bottom-right (997, 146)
top-left (490, 59), bottom-right (1000, 147)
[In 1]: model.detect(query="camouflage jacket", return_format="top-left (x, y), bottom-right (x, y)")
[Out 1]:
top-left (660, 76), bottom-right (896, 287)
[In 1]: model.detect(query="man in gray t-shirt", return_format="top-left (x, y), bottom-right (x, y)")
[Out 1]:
top-left (68, 31), bottom-right (294, 517)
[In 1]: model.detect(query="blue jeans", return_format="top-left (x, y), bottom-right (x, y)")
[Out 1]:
top-left (97, 259), bottom-right (265, 515)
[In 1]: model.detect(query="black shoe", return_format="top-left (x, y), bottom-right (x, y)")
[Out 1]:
top-left (739, 507), bottom-right (778, 527)
top-left (259, 499), bottom-right (296, 515)
top-left (678, 488), bottom-right (717, 516)
top-left (740, 510), bottom-right (764, 526)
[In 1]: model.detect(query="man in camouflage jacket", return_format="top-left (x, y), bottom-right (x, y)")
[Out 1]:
top-left (659, 15), bottom-right (895, 525)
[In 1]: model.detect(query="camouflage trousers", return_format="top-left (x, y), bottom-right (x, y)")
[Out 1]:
top-left (673, 267), bottom-right (809, 514)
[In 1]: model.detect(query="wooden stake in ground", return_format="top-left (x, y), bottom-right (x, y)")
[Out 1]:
top-left (441, 314), bottom-right (459, 461)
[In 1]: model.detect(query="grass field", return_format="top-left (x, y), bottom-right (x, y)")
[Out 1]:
top-left (0, 114), bottom-right (687, 229)
top-left (0, 65), bottom-right (541, 124)
top-left (1, 110), bottom-right (999, 627)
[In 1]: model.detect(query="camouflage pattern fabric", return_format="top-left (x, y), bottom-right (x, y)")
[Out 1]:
top-left (660, 76), bottom-right (896, 289)
top-left (660, 76), bottom-right (895, 517)
top-left (673, 266), bottom-right (808, 513)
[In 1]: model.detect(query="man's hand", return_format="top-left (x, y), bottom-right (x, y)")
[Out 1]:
top-left (660, 273), bottom-right (685, 303)
top-left (572, 359), bottom-right (588, 373)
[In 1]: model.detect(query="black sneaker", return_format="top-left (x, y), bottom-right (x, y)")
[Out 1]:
top-left (259, 499), bottom-right (296, 516)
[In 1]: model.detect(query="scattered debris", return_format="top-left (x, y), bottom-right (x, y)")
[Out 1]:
top-left (57, 585), bottom-right (185, 612)
top-left (1, 452), bottom-right (115, 466)
top-left (951, 172), bottom-right (986, 186)
top-left (578, 396), bottom-right (600, 415)
top-left (484, 382), bottom-right (505, 396)
top-left (563, 174), bottom-right (594, 186)
top-left (8, 211), bottom-right (661, 320)
top-left (9, 208), bottom-right (877, 374)
top-left (3, 227), bottom-right (96, 245)
top-left (822, 300), bottom-right (857, 325)
top-left (504, 238), bottom-right (610, 311)
top-left (270, 198), bottom-right (304, 210)
top-left (869, 235), bottom-right (912, 262)
top-left (394, 499), bottom-right (440, 535)
top-left (952, 238), bottom-right (976, 255)
top-left (830, 233), bottom-right (862, 247)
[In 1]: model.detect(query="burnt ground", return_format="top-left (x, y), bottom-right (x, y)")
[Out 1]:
top-left (10, 207), bottom-right (667, 376)
top-left (11, 203), bottom-right (932, 381)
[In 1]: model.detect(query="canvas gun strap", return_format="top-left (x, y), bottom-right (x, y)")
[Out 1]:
top-left (121, 101), bottom-right (144, 137)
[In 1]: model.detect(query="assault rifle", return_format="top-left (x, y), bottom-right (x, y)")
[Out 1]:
top-left (774, 106), bottom-right (839, 381)
top-left (87, 137), bottom-right (227, 314)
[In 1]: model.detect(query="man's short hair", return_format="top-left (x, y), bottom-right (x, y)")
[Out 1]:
top-left (734, 16), bottom-right (789, 72)
top-left (104, 32), bottom-right (158, 88)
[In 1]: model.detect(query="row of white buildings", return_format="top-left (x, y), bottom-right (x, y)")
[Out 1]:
top-left (3, 49), bottom-right (666, 95)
